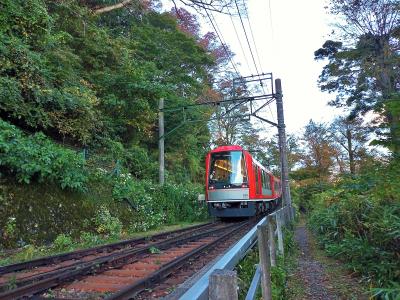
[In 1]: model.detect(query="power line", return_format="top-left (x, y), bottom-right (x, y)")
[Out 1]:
top-left (267, 0), bottom-right (275, 42)
top-left (203, 8), bottom-right (240, 77)
top-left (242, 0), bottom-right (263, 74)
top-left (240, 1), bottom-right (276, 123)
top-left (227, 7), bottom-right (252, 75)
top-left (233, 0), bottom-right (260, 76)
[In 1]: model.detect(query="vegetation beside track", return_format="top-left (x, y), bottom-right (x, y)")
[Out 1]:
top-left (292, 160), bottom-right (400, 299)
top-left (0, 174), bottom-right (208, 251)
top-left (235, 225), bottom-right (296, 300)
top-left (0, 0), bottom-right (216, 252)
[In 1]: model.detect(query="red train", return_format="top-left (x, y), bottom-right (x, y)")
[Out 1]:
top-left (205, 145), bottom-right (281, 217)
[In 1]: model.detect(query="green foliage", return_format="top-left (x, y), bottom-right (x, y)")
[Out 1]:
top-left (149, 246), bottom-right (161, 254)
top-left (0, 0), bottom-right (213, 184)
top-left (112, 173), bottom-right (208, 231)
top-left (93, 206), bottom-right (122, 238)
top-left (0, 0), bottom-right (214, 250)
top-left (308, 160), bottom-right (400, 295)
top-left (0, 174), bottom-right (208, 248)
top-left (52, 234), bottom-right (73, 251)
top-left (236, 243), bottom-right (293, 299)
top-left (0, 119), bottom-right (88, 190)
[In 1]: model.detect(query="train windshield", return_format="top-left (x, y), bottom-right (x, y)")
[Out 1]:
top-left (209, 151), bottom-right (248, 189)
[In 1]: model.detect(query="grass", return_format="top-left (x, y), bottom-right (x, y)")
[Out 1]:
top-left (0, 221), bottom-right (207, 267)
top-left (235, 218), bottom-right (297, 300)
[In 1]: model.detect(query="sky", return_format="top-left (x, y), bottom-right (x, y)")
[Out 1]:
top-left (212, 0), bottom-right (342, 135)
top-left (165, 0), bottom-right (343, 136)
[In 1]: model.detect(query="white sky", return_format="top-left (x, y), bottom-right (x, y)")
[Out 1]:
top-left (164, 0), bottom-right (342, 135)
top-left (211, 0), bottom-right (341, 135)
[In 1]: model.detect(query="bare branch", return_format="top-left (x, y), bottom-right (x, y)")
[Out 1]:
top-left (94, 0), bottom-right (134, 15)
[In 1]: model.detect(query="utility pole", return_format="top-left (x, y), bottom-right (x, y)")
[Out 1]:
top-left (159, 98), bottom-right (165, 185)
top-left (275, 79), bottom-right (293, 219)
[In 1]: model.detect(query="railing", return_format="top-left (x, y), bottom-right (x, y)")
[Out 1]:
top-left (179, 205), bottom-right (294, 300)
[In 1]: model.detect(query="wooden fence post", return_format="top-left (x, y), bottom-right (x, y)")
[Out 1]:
top-left (209, 269), bottom-right (238, 300)
top-left (257, 224), bottom-right (272, 300)
top-left (276, 211), bottom-right (284, 257)
top-left (268, 217), bottom-right (276, 267)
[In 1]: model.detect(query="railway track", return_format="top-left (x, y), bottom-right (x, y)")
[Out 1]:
top-left (0, 219), bottom-right (256, 299)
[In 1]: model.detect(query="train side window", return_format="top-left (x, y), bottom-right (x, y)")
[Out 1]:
top-left (264, 172), bottom-right (268, 188)
top-left (255, 166), bottom-right (259, 193)
top-left (261, 170), bottom-right (265, 188)
top-left (266, 174), bottom-right (271, 190)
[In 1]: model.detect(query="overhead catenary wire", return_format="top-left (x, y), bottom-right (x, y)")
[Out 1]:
top-left (232, 0), bottom-right (276, 123)
top-left (233, 0), bottom-right (260, 76)
top-left (203, 8), bottom-right (241, 77)
top-left (240, 0), bottom-right (276, 123)
top-left (226, 7), bottom-right (252, 75)
top-left (241, 0), bottom-right (263, 75)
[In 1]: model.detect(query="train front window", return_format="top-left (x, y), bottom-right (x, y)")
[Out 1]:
top-left (209, 151), bottom-right (248, 189)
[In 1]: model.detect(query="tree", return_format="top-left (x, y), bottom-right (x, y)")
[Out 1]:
top-left (87, 0), bottom-right (244, 14)
top-left (301, 120), bottom-right (338, 179)
top-left (315, 0), bottom-right (400, 155)
top-left (329, 116), bottom-right (369, 174)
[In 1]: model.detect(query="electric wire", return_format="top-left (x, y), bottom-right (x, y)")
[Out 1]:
top-left (233, 0), bottom-right (260, 76)
top-left (203, 8), bottom-right (240, 77)
top-left (242, 0), bottom-right (263, 74)
top-left (267, 0), bottom-right (275, 42)
top-left (241, 0), bottom-right (276, 124)
top-left (232, 0), bottom-right (276, 123)
top-left (226, 7), bottom-right (252, 75)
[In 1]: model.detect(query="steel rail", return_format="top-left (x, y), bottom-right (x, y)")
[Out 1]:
top-left (0, 222), bottom-right (214, 276)
top-left (105, 220), bottom-right (254, 300)
top-left (0, 221), bottom-right (243, 299)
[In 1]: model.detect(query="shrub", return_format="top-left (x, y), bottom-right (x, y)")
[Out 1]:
top-left (53, 234), bottom-right (73, 251)
top-left (111, 173), bottom-right (208, 231)
top-left (308, 160), bottom-right (400, 295)
top-left (93, 206), bottom-right (122, 237)
top-left (0, 119), bottom-right (88, 191)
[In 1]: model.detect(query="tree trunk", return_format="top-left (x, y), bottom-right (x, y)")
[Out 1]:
top-left (347, 128), bottom-right (355, 174)
top-left (377, 37), bottom-right (400, 157)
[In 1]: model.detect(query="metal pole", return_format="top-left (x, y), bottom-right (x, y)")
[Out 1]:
top-left (159, 98), bottom-right (165, 185)
top-left (275, 79), bottom-right (293, 219)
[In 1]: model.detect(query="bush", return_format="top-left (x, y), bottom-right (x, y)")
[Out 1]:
top-left (112, 173), bottom-right (208, 231)
top-left (53, 234), bottom-right (73, 251)
top-left (93, 206), bottom-right (122, 238)
top-left (0, 119), bottom-right (88, 191)
top-left (308, 160), bottom-right (400, 296)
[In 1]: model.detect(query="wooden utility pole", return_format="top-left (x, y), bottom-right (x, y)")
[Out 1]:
top-left (275, 79), bottom-right (293, 219)
top-left (159, 98), bottom-right (165, 185)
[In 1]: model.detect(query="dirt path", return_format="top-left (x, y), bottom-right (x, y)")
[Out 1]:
top-left (287, 221), bottom-right (368, 300)
top-left (294, 225), bottom-right (333, 299)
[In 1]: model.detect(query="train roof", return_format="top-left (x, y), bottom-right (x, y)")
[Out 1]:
top-left (210, 145), bottom-right (243, 153)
